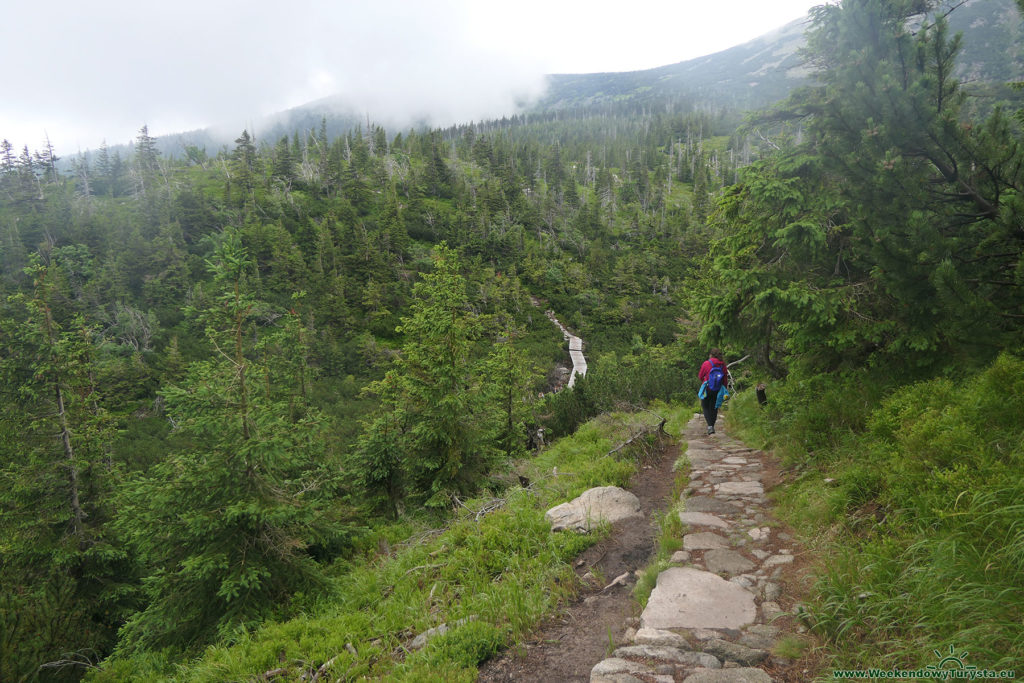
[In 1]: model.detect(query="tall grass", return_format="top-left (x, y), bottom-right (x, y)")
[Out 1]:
top-left (89, 407), bottom-right (689, 682)
top-left (731, 354), bottom-right (1024, 675)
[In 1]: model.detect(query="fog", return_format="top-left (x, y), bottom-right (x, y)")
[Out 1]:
top-left (1, 0), bottom-right (815, 155)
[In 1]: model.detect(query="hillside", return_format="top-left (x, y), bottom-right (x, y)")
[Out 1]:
top-left (1, 0), bottom-right (1023, 680)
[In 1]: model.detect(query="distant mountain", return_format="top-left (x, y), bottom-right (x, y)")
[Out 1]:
top-left (534, 0), bottom-right (1024, 113)
top-left (128, 0), bottom-right (1023, 161)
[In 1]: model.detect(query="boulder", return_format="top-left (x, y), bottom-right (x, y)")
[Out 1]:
top-left (545, 486), bottom-right (642, 532)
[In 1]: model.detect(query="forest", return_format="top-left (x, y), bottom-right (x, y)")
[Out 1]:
top-left (1, 0), bottom-right (1023, 679)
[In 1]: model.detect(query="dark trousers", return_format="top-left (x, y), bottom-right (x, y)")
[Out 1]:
top-left (701, 388), bottom-right (720, 427)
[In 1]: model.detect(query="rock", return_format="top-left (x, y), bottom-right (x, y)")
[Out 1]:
top-left (729, 576), bottom-right (753, 589)
top-left (751, 549), bottom-right (769, 560)
top-left (623, 627), bottom-right (637, 643)
top-left (704, 549), bottom-right (756, 575)
top-left (762, 554), bottom-right (794, 568)
top-left (685, 496), bottom-right (741, 515)
top-left (747, 527), bottom-right (770, 542)
top-left (683, 668), bottom-right (772, 683)
top-left (614, 646), bottom-right (721, 669)
top-left (761, 601), bottom-right (783, 619)
top-left (641, 568), bottom-right (757, 630)
top-left (762, 582), bottom-right (782, 601)
top-left (634, 628), bottom-right (691, 649)
top-left (679, 511), bottom-right (731, 529)
top-left (409, 616), bottom-right (476, 650)
top-left (721, 457), bottom-right (748, 465)
top-left (613, 645), bottom-right (694, 663)
top-left (689, 628), bottom-right (721, 641)
top-left (738, 630), bottom-right (776, 651)
top-left (715, 481), bottom-right (764, 496)
top-left (670, 550), bottom-right (692, 563)
top-left (590, 657), bottom-right (649, 683)
top-left (683, 532), bottom-right (730, 550)
top-left (546, 486), bottom-right (643, 532)
top-left (703, 638), bottom-right (769, 666)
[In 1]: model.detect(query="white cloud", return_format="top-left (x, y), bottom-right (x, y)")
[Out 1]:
top-left (0, 0), bottom-right (815, 155)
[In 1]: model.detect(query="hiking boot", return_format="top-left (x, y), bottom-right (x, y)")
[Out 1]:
top-left (707, 425), bottom-right (715, 435)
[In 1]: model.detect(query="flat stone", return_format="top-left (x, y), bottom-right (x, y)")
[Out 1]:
top-left (670, 550), bottom-right (692, 563)
top-left (763, 555), bottom-right (794, 568)
top-left (751, 549), bottom-right (769, 560)
top-left (729, 576), bottom-right (753, 590)
top-left (679, 511), bottom-right (730, 529)
top-left (738, 630), bottom-right (776, 651)
top-left (683, 667), bottom-right (773, 683)
top-left (689, 628), bottom-right (721, 641)
top-left (703, 638), bottom-right (769, 666)
top-left (715, 481), bottom-right (764, 496)
top-left (685, 496), bottom-right (741, 515)
top-left (614, 645), bottom-right (703, 664)
top-left (762, 582), bottom-right (782, 601)
top-left (705, 549), bottom-right (756, 575)
top-left (721, 457), bottom-right (748, 465)
top-left (545, 486), bottom-right (642, 532)
top-left (684, 532), bottom-right (730, 550)
top-left (641, 568), bottom-right (757, 630)
top-left (634, 628), bottom-right (691, 649)
top-left (747, 527), bottom-right (770, 542)
top-left (591, 657), bottom-right (650, 680)
top-left (761, 601), bottom-right (784, 619)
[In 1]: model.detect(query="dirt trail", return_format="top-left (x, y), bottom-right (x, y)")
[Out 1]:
top-left (478, 436), bottom-right (681, 681)
top-left (479, 416), bottom-right (815, 682)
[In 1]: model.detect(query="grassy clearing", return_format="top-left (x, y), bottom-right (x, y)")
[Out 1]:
top-left (90, 407), bottom-right (684, 682)
top-left (729, 355), bottom-right (1024, 676)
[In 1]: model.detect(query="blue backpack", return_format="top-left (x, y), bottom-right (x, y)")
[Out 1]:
top-left (707, 365), bottom-right (725, 392)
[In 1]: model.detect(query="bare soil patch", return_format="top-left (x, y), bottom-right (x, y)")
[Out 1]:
top-left (477, 441), bottom-right (682, 682)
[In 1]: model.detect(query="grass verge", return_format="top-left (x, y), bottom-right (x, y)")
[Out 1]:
top-left (89, 408), bottom-right (679, 682)
top-left (728, 354), bottom-right (1024, 676)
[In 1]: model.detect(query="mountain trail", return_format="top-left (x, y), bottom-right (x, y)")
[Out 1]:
top-left (478, 415), bottom-right (817, 682)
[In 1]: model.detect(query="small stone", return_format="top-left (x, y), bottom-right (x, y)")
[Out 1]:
top-left (690, 628), bottom-right (721, 641)
top-left (591, 657), bottom-right (649, 683)
top-left (679, 511), bottom-right (731, 529)
top-left (702, 638), bottom-right (769, 667)
top-left (729, 576), bottom-right (753, 589)
top-left (751, 549), bottom-right (769, 560)
top-left (762, 554), bottom-right (794, 568)
top-left (761, 601), bottom-right (784, 619)
top-left (704, 549), bottom-right (756, 575)
top-left (614, 646), bottom-right (716, 668)
top-left (671, 550), bottom-right (692, 563)
top-left (634, 628), bottom-right (691, 649)
top-left (683, 532), bottom-right (730, 550)
top-left (683, 668), bottom-right (772, 683)
top-left (780, 548), bottom-right (792, 555)
top-left (685, 496), bottom-right (742, 515)
top-left (623, 627), bottom-right (637, 643)
top-left (747, 527), bottom-right (770, 542)
top-left (763, 582), bottom-right (782, 601)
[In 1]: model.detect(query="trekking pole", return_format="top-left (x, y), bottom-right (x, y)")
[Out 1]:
top-left (725, 355), bottom-right (749, 393)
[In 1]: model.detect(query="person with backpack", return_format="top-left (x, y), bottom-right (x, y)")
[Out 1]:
top-left (698, 349), bottom-right (730, 435)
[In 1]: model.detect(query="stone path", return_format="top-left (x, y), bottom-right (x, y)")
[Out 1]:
top-left (589, 415), bottom-right (802, 683)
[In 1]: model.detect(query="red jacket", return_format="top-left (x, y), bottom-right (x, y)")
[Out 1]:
top-left (698, 357), bottom-right (729, 386)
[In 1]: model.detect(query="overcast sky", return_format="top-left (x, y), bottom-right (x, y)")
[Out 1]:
top-left (2, 0), bottom-right (818, 156)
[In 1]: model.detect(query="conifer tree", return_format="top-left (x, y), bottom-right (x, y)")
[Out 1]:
top-left (115, 231), bottom-right (343, 652)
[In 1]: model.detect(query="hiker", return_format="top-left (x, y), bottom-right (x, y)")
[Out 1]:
top-left (698, 348), bottom-right (730, 435)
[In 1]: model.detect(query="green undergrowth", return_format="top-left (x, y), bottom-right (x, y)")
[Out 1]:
top-left (90, 403), bottom-right (690, 682)
top-left (634, 438), bottom-right (691, 609)
top-left (728, 355), bottom-right (1024, 676)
